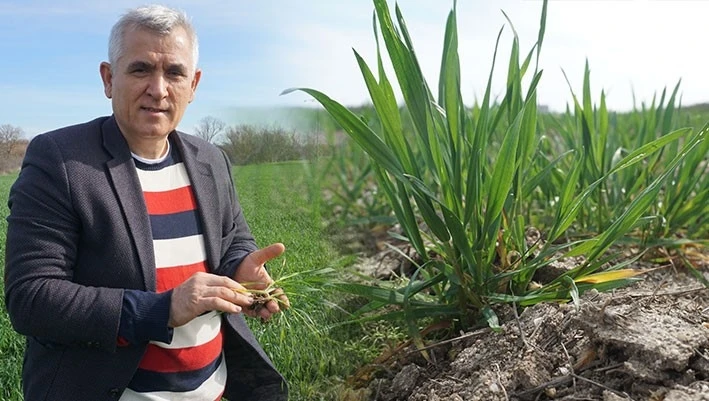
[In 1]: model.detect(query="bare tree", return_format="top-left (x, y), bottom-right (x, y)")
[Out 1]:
top-left (193, 116), bottom-right (226, 144)
top-left (0, 124), bottom-right (23, 155)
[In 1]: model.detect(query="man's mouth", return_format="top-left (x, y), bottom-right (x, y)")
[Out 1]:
top-left (141, 107), bottom-right (167, 113)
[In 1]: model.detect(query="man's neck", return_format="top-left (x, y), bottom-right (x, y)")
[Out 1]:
top-left (127, 138), bottom-right (169, 160)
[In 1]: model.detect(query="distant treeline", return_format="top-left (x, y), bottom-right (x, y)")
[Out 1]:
top-left (218, 124), bottom-right (330, 166)
top-left (211, 101), bottom-right (709, 166)
top-left (4, 102), bottom-right (709, 172)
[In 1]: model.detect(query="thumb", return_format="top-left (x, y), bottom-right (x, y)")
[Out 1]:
top-left (247, 243), bottom-right (286, 267)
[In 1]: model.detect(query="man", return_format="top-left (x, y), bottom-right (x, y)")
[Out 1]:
top-left (4, 5), bottom-right (288, 400)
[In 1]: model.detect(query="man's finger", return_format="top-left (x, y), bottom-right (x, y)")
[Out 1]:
top-left (210, 298), bottom-right (243, 315)
top-left (265, 299), bottom-right (281, 314)
top-left (248, 243), bottom-right (286, 266)
top-left (259, 305), bottom-right (274, 322)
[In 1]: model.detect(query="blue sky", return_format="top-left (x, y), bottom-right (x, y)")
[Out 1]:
top-left (2, 0), bottom-right (709, 137)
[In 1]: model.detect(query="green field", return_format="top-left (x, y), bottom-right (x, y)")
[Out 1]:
top-left (0, 162), bottom-right (372, 401)
top-left (233, 161), bottom-right (381, 399)
top-left (0, 173), bottom-right (23, 401)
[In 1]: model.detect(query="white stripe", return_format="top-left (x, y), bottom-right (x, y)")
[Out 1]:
top-left (154, 235), bottom-right (206, 268)
top-left (119, 354), bottom-right (226, 401)
top-left (136, 163), bottom-right (190, 192)
top-left (152, 311), bottom-right (221, 349)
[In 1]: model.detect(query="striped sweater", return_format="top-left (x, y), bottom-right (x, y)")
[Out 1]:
top-left (120, 142), bottom-right (226, 401)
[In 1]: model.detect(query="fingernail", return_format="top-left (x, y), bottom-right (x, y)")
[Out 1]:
top-left (234, 306), bottom-right (242, 313)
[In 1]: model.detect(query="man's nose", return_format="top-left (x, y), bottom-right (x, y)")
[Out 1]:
top-left (146, 73), bottom-right (168, 99)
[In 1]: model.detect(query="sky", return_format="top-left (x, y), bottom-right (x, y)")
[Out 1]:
top-left (1, 0), bottom-right (708, 138)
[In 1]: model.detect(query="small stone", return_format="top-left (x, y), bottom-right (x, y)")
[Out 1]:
top-left (544, 387), bottom-right (557, 398)
top-left (390, 364), bottom-right (422, 398)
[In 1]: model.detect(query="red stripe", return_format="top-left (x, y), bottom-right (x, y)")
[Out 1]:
top-left (144, 186), bottom-right (197, 215)
top-left (138, 332), bottom-right (223, 373)
top-left (156, 261), bottom-right (208, 293)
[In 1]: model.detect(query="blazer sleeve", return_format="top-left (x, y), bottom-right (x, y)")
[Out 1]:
top-left (4, 134), bottom-right (123, 352)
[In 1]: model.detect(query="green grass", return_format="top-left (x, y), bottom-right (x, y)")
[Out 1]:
top-left (0, 164), bottom-right (380, 401)
top-left (0, 173), bottom-right (23, 401)
top-left (233, 161), bottom-right (383, 400)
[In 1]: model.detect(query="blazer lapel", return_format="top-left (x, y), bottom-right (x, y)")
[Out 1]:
top-left (173, 134), bottom-right (221, 273)
top-left (101, 117), bottom-right (156, 291)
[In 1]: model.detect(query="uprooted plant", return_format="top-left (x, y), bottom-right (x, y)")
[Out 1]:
top-left (232, 260), bottom-right (341, 330)
top-left (233, 283), bottom-right (289, 315)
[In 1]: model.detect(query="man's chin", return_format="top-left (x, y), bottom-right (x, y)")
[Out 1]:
top-left (136, 124), bottom-right (176, 138)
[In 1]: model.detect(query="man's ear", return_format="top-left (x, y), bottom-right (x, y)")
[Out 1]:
top-left (99, 62), bottom-right (113, 99)
top-left (189, 68), bottom-right (202, 103)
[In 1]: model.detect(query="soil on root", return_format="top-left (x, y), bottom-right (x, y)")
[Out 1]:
top-left (346, 252), bottom-right (709, 401)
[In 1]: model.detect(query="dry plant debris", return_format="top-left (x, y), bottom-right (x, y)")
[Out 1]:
top-left (350, 257), bottom-right (709, 400)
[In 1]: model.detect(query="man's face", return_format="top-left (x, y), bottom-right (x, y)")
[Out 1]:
top-left (99, 26), bottom-right (201, 153)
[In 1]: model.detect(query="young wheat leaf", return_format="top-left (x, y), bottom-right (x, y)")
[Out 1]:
top-left (563, 276), bottom-right (580, 311)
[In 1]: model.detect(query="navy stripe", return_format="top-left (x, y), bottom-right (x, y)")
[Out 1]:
top-left (128, 353), bottom-right (222, 393)
top-left (149, 210), bottom-right (203, 240)
top-left (133, 137), bottom-right (183, 171)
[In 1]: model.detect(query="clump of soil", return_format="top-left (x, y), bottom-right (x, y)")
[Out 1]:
top-left (347, 254), bottom-right (709, 400)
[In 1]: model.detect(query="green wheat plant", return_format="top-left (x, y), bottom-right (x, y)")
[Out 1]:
top-left (325, 132), bottom-right (393, 227)
top-left (550, 68), bottom-right (709, 272)
top-left (552, 65), bottom-right (685, 234)
top-left (284, 0), bottom-right (706, 345)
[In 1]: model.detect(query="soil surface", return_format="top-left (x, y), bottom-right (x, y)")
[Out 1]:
top-left (341, 229), bottom-right (709, 401)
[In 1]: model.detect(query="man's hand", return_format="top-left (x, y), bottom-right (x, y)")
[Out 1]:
top-left (234, 243), bottom-right (290, 322)
top-left (169, 272), bottom-right (254, 328)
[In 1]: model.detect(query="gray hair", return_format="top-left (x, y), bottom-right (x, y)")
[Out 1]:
top-left (108, 5), bottom-right (199, 70)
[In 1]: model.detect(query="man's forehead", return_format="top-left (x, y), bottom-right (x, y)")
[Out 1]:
top-left (113, 28), bottom-right (196, 69)
top-left (118, 48), bottom-right (193, 70)
top-left (125, 59), bottom-right (188, 68)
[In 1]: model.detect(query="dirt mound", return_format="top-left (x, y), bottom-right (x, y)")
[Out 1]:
top-left (353, 266), bottom-right (709, 400)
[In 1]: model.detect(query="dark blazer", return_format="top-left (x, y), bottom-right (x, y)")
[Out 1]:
top-left (4, 116), bottom-right (287, 400)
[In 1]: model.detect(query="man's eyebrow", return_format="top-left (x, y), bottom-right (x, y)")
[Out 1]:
top-left (166, 63), bottom-right (188, 73)
top-left (126, 61), bottom-right (154, 71)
